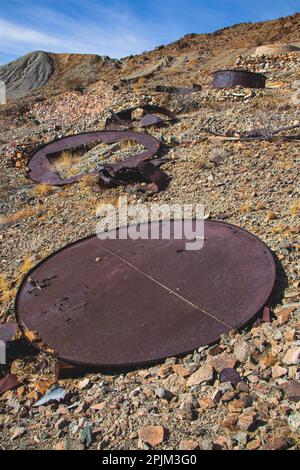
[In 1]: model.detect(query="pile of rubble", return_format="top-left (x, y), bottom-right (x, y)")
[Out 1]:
top-left (234, 53), bottom-right (300, 78)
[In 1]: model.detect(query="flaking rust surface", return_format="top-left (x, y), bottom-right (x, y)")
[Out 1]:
top-left (15, 220), bottom-right (276, 368)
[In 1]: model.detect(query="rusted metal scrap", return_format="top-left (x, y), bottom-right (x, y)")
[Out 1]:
top-left (105, 105), bottom-right (177, 130)
top-left (27, 130), bottom-right (168, 192)
top-left (15, 220), bottom-right (276, 369)
top-left (0, 322), bottom-right (18, 343)
top-left (154, 84), bottom-right (201, 95)
top-left (0, 374), bottom-right (18, 395)
top-left (212, 70), bottom-right (266, 89)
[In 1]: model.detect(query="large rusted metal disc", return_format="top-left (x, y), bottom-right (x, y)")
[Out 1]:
top-left (15, 220), bottom-right (276, 368)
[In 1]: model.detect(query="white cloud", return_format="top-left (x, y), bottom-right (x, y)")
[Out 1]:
top-left (0, 19), bottom-right (62, 48)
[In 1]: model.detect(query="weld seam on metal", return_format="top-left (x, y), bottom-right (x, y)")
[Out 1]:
top-left (91, 240), bottom-right (233, 330)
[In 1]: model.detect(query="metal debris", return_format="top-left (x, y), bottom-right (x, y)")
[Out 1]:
top-left (27, 130), bottom-right (168, 192)
top-left (212, 70), bottom-right (266, 89)
top-left (105, 105), bottom-right (177, 130)
top-left (16, 220), bottom-right (276, 368)
top-left (0, 322), bottom-right (18, 343)
top-left (0, 374), bottom-right (18, 395)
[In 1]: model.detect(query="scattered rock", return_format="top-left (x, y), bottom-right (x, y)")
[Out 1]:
top-left (187, 365), bottom-right (215, 387)
top-left (179, 439), bottom-right (199, 450)
top-left (139, 426), bottom-right (166, 447)
top-left (283, 347), bottom-right (300, 365)
top-left (263, 437), bottom-right (290, 450)
top-left (238, 411), bottom-right (259, 431)
top-left (209, 354), bottom-right (238, 372)
top-left (272, 365), bottom-right (288, 379)
top-left (282, 380), bottom-right (300, 401)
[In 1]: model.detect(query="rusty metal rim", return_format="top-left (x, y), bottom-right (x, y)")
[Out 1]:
top-left (26, 130), bottom-right (162, 186)
top-left (14, 219), bottom-right (276, 369)
top-left (213, 69), bottom-right (265, 76)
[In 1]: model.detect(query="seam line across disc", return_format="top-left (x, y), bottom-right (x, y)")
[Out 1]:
top-left (91, 239), bottom-right (233, 329)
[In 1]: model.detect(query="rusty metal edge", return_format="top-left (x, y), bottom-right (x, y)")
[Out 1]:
top-left (26, 130), bottom-right (162, 186)
top-left (14, 219), bottom-right (276, 369)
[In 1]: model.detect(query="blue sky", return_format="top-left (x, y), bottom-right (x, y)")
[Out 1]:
top-left (0, 0), bottom-right (299, 65)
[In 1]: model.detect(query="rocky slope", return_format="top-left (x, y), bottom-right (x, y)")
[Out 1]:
top-left (0, 13), bottom-right (299, 451)
top-left (1, 13), bottom-right (299, 101)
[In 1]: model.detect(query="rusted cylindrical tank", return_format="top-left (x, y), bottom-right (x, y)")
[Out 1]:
top-left (212, 70), bottom-right (266, 89)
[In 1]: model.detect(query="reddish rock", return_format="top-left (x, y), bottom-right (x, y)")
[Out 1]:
top-left (179, 439), bottom-right (199, 450)
top-left (275, 306), bottom-right (296, 324)
top-left (209, 354), bottom-right (238, 372)
top-left (187, 365), bottom-right (215, 387)
top-left (246, 438), bottom-right (261, 450)
top-left (199, 397), bottom-right (216, 409)
top-left (283, 347), bottom-right (300, 365)
top-left (283, 380), bottom-right (300, 402)
top-left (139, 426), bottom-right (166, 446)
top-left (272, 365), bottom-right (288, 379)
top-left (238, 411), bottom-right (258, 431)
top-left (172, 364), bottom-right (190, 378)
top-left (263, 437), bottom-right (289, 450)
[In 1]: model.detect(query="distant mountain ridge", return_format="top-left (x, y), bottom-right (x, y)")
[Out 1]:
top-left (0, 12), bottom-right (299, 100)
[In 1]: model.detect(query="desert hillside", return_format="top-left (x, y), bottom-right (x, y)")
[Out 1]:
top-left (0, 13), bottom-right (299, 451)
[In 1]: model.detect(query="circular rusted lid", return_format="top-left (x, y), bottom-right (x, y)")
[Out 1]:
top-left (15, 220), bottom-right (276, 368)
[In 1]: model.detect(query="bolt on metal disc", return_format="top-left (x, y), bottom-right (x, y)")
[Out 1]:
top-left (15, 220), bottom-right (276, 368)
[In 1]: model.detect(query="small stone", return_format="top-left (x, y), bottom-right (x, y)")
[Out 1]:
top-left (80, 425), bottom-right (93, 447)
top-left (233, 431), bottom-right (249, 447)
top-left (199, 397), bottom-right (216, 409)
top-left (221, 391), bottom-right (238, 402)
top-left (236, 382), bottom-right (250, 393)
top-left (155, 387), bottom-right (172, 400)
top-left (246, 438), bottom-right (261, 450)
top-left (234, 341), bottom-right (251, 363)
top-left (283, 380), bottom-right (300, 401)
top-left (64, 438), bottom-right (84, 450)
top-left (180, 400), bottom-right (197, 421)
top-left (238, 411), bottom-right (258, 431)
top-left (179, 439), bottom-right (199, 450)
top-left (187, 365), bottom-right (215, 387)
top-left (139, 426), bottom-right (166, 447)
top-left (219, 368), bottom-right (241, 386)
top-left (275, 306), bottom-right (296, 324)
top-left (288, 412), bottom-right (300, 430)
top-left (78, 378), bottom-right (90, 390)
top-left (11, 427), bottom-right (26, 440)
top-left (211, 389), bottom-right (223, 403)
top-left (272, 365), bottom-right (288, 379)
top-left (198, 438), bottom-right (214, 450)
top-left (283, 347), bottom-right (300, 365)
top-left (209, 354), bottom-right (238, 372)
top-left (263, 437), bottom-right (289, 450)
top-left (172, 364), bottom-right (190, 377)
top-left (55, 418), bottom-right (68, 431)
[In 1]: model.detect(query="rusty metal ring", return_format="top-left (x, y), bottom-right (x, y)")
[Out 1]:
top-left (27, 130), bottom-right (161, 186)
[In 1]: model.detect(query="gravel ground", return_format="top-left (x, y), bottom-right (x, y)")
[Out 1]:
top-left (0, 52), bottom-right (299, 450)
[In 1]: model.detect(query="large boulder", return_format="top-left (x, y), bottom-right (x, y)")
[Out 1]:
top-left (254, 43), bottom-right (300, 56)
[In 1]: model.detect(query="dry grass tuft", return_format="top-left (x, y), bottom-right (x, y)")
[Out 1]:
top-left (33, 183), bottom-right (53, 198)
top-left (0, 274), bottom-right (14, 303)
top-left (1, 206), bottom-right (36, 225)
top-left (132, 77), bottom-right (147, 92)
top-left (290, 200), bottom-right (300, 218)
top-left (52, 151), bottom-right (81, 178)
top-left (19, 256), bottom-right (34, 278)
